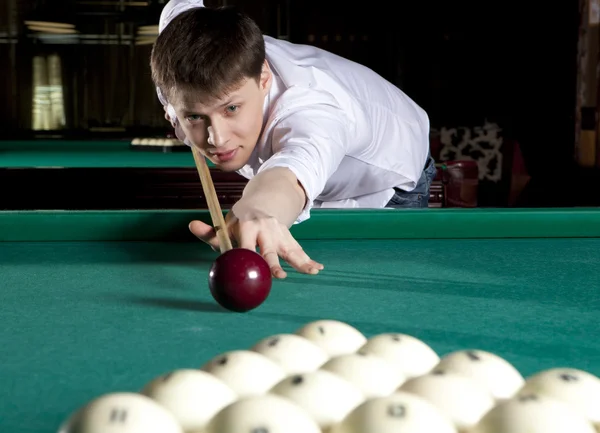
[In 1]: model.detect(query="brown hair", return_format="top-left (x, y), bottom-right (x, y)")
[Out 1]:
top-left (151, 6), bottom-right (265, 104)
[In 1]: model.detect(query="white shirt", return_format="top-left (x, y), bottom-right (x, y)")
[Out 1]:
top-left (239, 36), bottom-right (430, 222)
top-left (159, 35), bottom-right (430, 223)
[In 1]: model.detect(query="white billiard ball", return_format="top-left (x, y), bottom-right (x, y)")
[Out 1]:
top-left (434, 349), bottom-right (524, 400)
top-left (58, 392), bottom-right (182, 433)
top-left (141, 369), bottom-right (237, 432)
top-left (329, 391), bottom-right (457, 433)
top-left (517, 368), bottom-right (600, 424)
top-left (469, 393), bottom-right (596, 433)
top-left (200, 350), bottom-right (285, 397)
top-left (399, 371), bottom-right (494, 431)
top-left (358, 333), bottom-right (440, 378)
top-left (320, 352), bottom-right (406, 398)
top-left (203, 394), bottom-right (321, 433)
top-left (269, 370), bottom-right (365, 430)
top-left (250, 333), bottom-right (329, 374)
top-left (294, 320), bottom-right (367, 357)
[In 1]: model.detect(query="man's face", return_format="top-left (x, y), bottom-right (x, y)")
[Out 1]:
top-left (171, 62), bottom-right (272, 172)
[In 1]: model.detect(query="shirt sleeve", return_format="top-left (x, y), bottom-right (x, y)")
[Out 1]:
top-left (257, 104), bottom-right (350, 223)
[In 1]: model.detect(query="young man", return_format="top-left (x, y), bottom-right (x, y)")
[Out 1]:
top-left (152, 0), bottom-right (435, 279)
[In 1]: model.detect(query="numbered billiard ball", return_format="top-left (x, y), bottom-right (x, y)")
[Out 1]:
top-left (208, 248), bottom-right (272, 312)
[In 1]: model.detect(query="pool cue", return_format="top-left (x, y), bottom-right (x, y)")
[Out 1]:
top-left (191, 146), bottom-right (234, 253)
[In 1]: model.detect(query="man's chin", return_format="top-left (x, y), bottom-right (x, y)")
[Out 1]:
top-left (216, 165), bottom-right (241, 172)
top-left (212, 157), bottom-right (246, 172)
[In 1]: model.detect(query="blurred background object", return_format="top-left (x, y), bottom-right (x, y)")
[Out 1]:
top-left (2, 0), bottom-right (599, 208)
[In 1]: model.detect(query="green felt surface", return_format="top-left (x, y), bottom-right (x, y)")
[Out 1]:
top-left (0, 140), bottom-right (196, 168)
top-left (2, 209), bottom-right (600, 433)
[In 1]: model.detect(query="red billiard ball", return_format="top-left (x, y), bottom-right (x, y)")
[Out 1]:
top-left (208, 248), bottom-right (272, 312)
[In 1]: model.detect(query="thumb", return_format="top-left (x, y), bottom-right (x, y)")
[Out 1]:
top-left (189, 220), bottom-right (219, 251)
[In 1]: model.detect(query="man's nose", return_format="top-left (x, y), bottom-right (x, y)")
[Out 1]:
top-left (207, 119), bottom-right (229, 147)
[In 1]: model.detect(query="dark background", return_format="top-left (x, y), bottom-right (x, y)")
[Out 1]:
top-left (0, 0), bottom-right (594, 206)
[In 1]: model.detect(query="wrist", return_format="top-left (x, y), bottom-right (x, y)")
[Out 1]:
top-left (234, 167), bottom-right (306, 227)
top-left (231, 199), bottom-right (272, 222)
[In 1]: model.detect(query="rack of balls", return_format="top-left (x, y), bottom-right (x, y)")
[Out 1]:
top-left (130, 137), bottom-right (189, 152)
top-left (57, 319), bottom-right (600, 433)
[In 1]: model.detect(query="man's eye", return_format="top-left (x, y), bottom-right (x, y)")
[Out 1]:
top-left (226, 105), bottom-right (238, 113)
top-left (186, 115), bottom-right (203, 122)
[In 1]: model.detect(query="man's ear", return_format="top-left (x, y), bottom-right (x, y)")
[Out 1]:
top-left (260, 60), bottom-right (272, 93)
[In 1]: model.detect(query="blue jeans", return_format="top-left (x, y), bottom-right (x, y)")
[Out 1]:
top-left (386, 155), bottom-right (437, 208)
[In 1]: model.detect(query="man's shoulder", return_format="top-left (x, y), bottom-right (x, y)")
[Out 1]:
top-left (264, 35), bottom-right (321, 56)
top-left (264, 87), bottom-right (353, 143)
top-left (264, 35), bottom-right (359, 76)
top-left (263, 36), bottom-right (413, 123)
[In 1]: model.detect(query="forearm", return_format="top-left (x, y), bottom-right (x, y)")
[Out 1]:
top-left (232, 167), bottom-right (307, 227)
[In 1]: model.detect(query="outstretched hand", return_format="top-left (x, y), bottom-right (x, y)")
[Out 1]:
top-left (188, 212), bottom-right (324, 279)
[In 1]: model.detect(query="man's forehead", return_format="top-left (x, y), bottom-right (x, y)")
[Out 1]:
top-left (172, 82), bottom-right (248, 111)
top-left (176, 92), bottom-right (226, 109)
top-left (177, 98), bottom-right (217, 111)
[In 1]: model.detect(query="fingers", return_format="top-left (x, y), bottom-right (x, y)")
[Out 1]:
top-left (255, 232), bottom-right (287, 279)
top-left (192, 215), bottom-right (324, 279)
top-left (235, 218), bottom-right (257, 250)
top-left (281, 229), bottom-right (324, 275)
top-left (238, 226), bottom-right (287, 279)
top-left (189, 220), bottom-right (220, 251)
top-left (280, 246), bottom-right (323, 275)
top-left (247, 223), bottom-right (318, 279)
top-left (263, 230), bottom-right (323, 277)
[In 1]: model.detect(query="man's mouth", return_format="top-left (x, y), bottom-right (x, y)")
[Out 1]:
top-left (213, 148), bottom-right (238, 162)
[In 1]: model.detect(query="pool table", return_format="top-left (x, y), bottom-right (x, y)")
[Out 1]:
top-left (1, 207), bottom-right (600, 432)
top-left (0, 139), bottom-right (194, 168)
top-left (0, 139), bottom-right (248, 210)
top-left (0, 139), bottom-right (464, 210)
